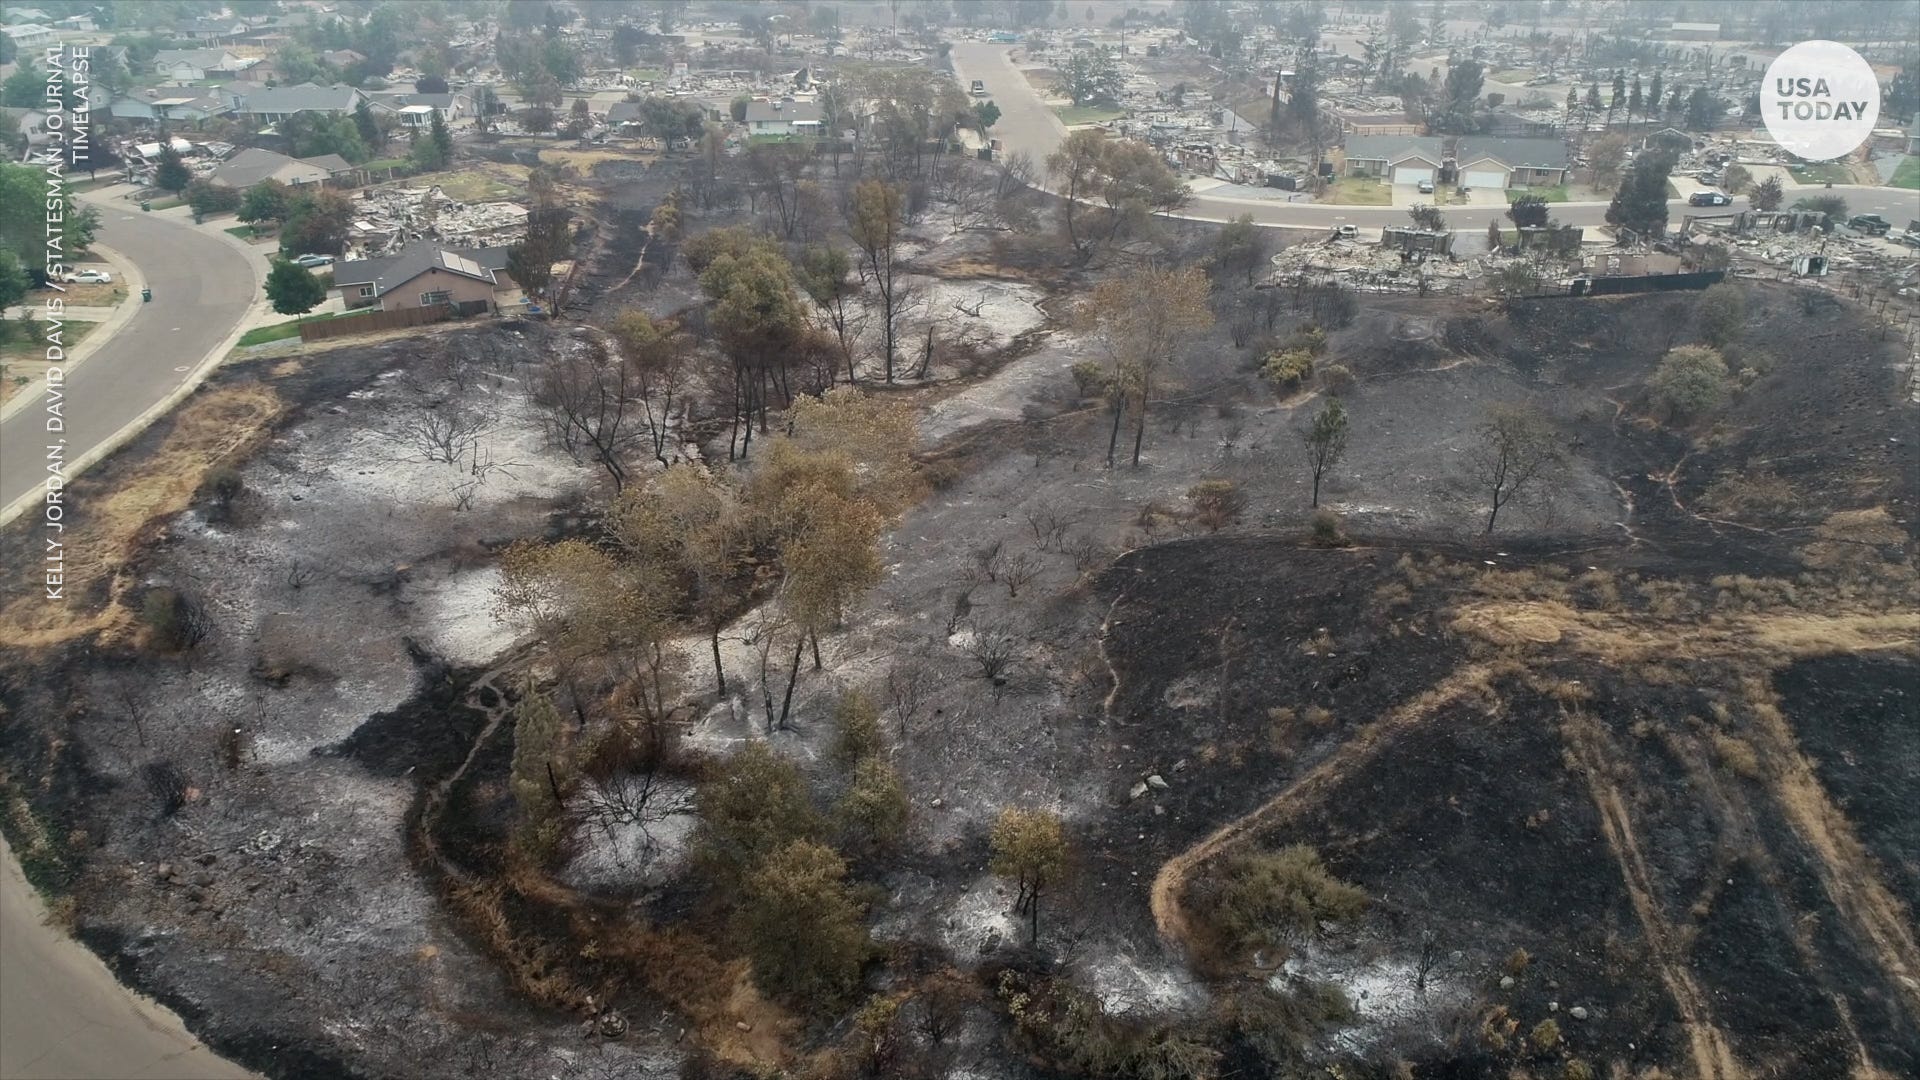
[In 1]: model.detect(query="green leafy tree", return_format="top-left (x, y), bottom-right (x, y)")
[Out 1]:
top-left (1750, 174), bottom-right (1784, 212)
top-left (990, 807), bottom-right (1070, 945)
top-left (1649, 345), bottom-right (1731, 419)
top-left (1719, 163), bottom-right (1751, 195)
top-left (184, 178), bottom-right (241, 220)
top-left (0, 251), bottom-right (28, 310)
top-left (508, 680), bottom-right (571, 860)
top-left (239, 180), bottom-right (291, 228)
top-left (1685, 86), bottom-right (1722, 131)
top-left (736, 840), bottom-right (870, 1009)
top-left (1, 69), bottom-right (40, 108)
top-left (1407, 203), bottom-right (1447, 231)
top-left (279, 188), bottom-right (355, 257)
top-left (971, 99), bottom-right (1002, 134)
top-left (831, 689), bottom-right (882, 764)
top-left (835, 756), bottom-right (909, 852)
top-left (264, 258), bottom-right (327, 320)
top-left (1792, 194), bottom-right (1848, 223)
top-left (731, 94), bottom-right (752, 122)
top-left (848, 179), bottom-right (908, 381)
top-left (1470, 402), bottom-right (1562, 533)
top-left (1696, 283), bottom-right (1745, 348)
top-left (1586, 133), bottom-right (1628, 191)
top-left (1506, 194), bottom-right (1550, 229)
top-left (153, 146), bottom-right (192, 193)
top-left (353, 98), bottom-right (382, 153)
top-left (1605, 151), bottom-right (1675, 239)
top-left (1211, 213), bottom-right (1267, 286)
top-left (1053, 45), bottom-right (1124, 105)
top-left (1303, 397), bottom-right (1349, 508)
top-left (694, 740), bottom-right (821, 882)
top-left (1, 164), bottom-right (98, 276)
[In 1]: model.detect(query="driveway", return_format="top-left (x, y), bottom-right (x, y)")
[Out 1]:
top-left (0, 192), bottom-right (263, 523)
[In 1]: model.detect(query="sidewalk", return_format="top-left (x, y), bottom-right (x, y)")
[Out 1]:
top-left (0, 244), bottom-right (145, 425)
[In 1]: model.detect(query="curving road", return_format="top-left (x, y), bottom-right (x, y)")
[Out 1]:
top-left (949, 41), bottom-right (1919, 232)
top-left (0, 193), bottom-right (261, 522)
top-left (1, 198), bottom-right (259, 1079)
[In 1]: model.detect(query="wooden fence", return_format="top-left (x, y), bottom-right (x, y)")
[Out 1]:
top-left (298, 300), bottom-right (491, 343)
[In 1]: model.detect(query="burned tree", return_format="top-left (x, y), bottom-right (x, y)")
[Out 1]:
top-left (1468, 403), bottom-right (1563, 533)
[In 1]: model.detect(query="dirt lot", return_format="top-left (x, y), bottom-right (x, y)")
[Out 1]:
top-left (0, 145), bottom-right (1915, 1080)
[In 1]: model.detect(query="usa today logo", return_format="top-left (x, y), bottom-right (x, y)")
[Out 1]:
top-left (1762, 40), bottom-right (1880, 162)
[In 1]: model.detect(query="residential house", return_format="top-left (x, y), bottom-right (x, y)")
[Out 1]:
top-left (153, 49), bottom-right (251, 82)
top-left (52, 14), bottom-right (94, 32)
top-left (1664, 22), bottom-right (1720, 40)
top-left (1342, 134), bottom-right (1446, 184)
top-left (237, 58), bottom-right (282, 84)
top-left (1454, 137), bottom-right (1571, 189)
top-left (744, 100), bottom-right (822, 138)
top-left (207, 147), bottom-right (336, 188)
top-left (234, 83), bottom-right (372, 124)
top-left (3, 8), bottom-right (52, 23)
top-left (1, 107), bottom-right (54, 158)
top-left (606, 100), bottom-right (644, 129)
top-left (170, 19), bottom-right (249, 44)
top-left (330, 242), bottom-right (516, 311)
top-left (369, 90), bottom-right (472, 123)
top-left (1, 23), bottom-right (55, 50)
top-left (321, 49), bottom-right (366, 69)
top-left (150, 94), bottom-right (233, 125)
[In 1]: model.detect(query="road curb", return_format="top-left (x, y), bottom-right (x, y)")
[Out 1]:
top-left (0, 245), bottom-right (146, 427)
top-left (0, 210), bottom-right (272, 531)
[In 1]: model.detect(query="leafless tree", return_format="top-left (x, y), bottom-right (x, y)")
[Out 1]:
top-left (996, 149), bottom-right (1039, 197)
top-left (1002, 551), bottom-right (1041, 598)
top-left (533, 338), bottom-right (647, 492)
top-left (968, 623), bottom-right (1017, 682)
top-left (396, 400), bottom-right (491, 464)
top-left (973, 539), bottom-right (1005, 583)
top-left (1025, 507), bottom-right (1080, 551)
top-left (1468, 403), bottom-right (1564, 533)
top-left (571, 769), bottom-right (691, 864)
top-left (1415, 928), bottom-right (1442, 993)
top-left (884, 660), bottom-right (937, 737)
top-left (946, 586), bottom-right (974, 635)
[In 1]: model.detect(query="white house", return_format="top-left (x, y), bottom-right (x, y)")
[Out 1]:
top-left (2, 23), bottom-right (56, 50)
top-left (152, 48), bottom-right (249, 82)
top-left (744, 100), bottom-right (822, 138)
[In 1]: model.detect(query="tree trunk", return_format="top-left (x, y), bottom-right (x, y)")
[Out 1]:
top-left (1106, 395), bottom-right (1125, 469)
top-left (710, 626), bottom-right (727, 697)
top-left (778, 634), bottom-right (805, 730)
top-left (1312, 469), bottom-right (1322, 508)
top-left (810, 628), bottom-right (822, 671)
top-left (1130, 374), bottom-right (1150, 468)
top-left (1028, 885), bottom-right (1040, 945)
top-left (1485, 496), bottom-right (1501, 534)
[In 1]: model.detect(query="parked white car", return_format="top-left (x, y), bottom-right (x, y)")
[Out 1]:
top-left (65, 269), bottom-right (111, 284)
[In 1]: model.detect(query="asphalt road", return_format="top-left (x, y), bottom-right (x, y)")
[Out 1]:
top-left (949, 41), bottom-right (1919, 232)
top-left (0, 199), bottom-right (257, 1080)
top-left (0, 195), bottom-right (258, 522)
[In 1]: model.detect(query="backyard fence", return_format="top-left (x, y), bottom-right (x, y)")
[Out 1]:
top-left (298, 300), bottom-right (491, 343)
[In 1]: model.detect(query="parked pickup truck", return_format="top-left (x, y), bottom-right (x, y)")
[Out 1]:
top-left (1847, 214), bottom-right (1891, 235)
top-left (970, 79), bottom-right (987, 96)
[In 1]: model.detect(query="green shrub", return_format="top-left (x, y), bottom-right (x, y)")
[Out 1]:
top-left (832, 689), bottom-right (882, 765)
top-left (1649, 345), bottom-right (1731, 418)
top-left (1319, 363), bottom-right (1354, 393)
top-left (1310, 508), bottom-right (1345, 546)
top-left (1196, 845), bottom-right (1367, 958)
top-left (1262, 348), bottom-right (1314, 390)
top-left (140, 587), bottom-right (205, 651)
top-left (1187, 479), bottom-right (1246, 531)
top-left (1070, 360), bottom-right (1106, 398)
top-left (1529, 1017), bottom-right (1562, 1050)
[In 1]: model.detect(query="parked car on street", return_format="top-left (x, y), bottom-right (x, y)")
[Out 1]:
top-left (64, 269), bottom-right (111, 283)
top-left (1847, 214), bottom-right (1891, 236)
top-left (1416, 178), bottom-right (1434, 194)
top-left (1688, 190), bottom-right (1732, 206)
top-left (292, 253), bottom-right (335, 268)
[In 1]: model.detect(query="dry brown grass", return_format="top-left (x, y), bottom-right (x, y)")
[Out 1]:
top-left (0, 381), bottom-right (283, 651)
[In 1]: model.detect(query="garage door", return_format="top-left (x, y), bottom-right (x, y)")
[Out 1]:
top-left (1463, 169), bottom-right (1507, 189)
top-left (1392, 165), bottom-right (1434, 185)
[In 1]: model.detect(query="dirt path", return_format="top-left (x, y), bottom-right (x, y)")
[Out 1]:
top-left (1744, 681), bottom-right (1920, 1022)
top-left (1147, 663), bottom-right (1493, 953)
top-left (1563, 712), bottom-right (1747, 1080)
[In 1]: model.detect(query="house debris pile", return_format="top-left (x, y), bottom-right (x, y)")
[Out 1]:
top-left (1265, 234), bottom-right (1479, 293)
top-left (346, 185), bottom-right (528, 258)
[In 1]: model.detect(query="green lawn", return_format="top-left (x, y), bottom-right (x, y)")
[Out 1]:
top-left (1323, 176), bottom-right (1393, 205)
top-left (627, 67), bottom-right (666, 83)
top-left (0, 320), bottom-right (95, 361)
top-left (1490, 68), bottom-right (1533, 82)
top-left (1890, 155), bottom-right (1920, 190)
top-left (1053, 104), bottom-right (1125, 125)
top-left (1506, 185), bottom-right (1568, 203)
top-left (143, 196), bottom-right (186, 211)
top-left (363, 156), bottom-right (410, 172)
top-left (236, 311), bottom-right (352, 348)
top-left (224, 224), bottom-right (258, 239)
top-left (1789, 161), bottom-right (1853, 184)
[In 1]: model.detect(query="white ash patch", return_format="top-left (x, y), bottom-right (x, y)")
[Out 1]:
top-left (937, 875), bottom-right (1022, 961)
top-left (921, 332), bottom-right (1079, 443)
top-left (560, 777), bottom-right (698, 893)
top-left (1084, 952), bottom-right (1206, 1016)
top-left (1278, 941), bottom-right (1472, 1053)
top-left (413, 566), bottom-right (519, 667)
